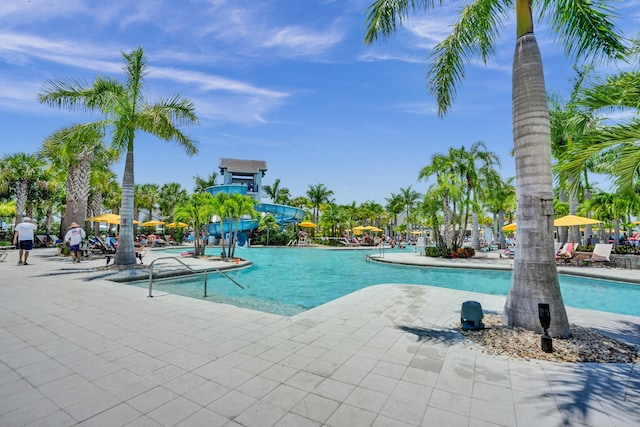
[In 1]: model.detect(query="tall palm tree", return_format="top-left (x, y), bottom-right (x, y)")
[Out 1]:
top-left (40, 123), bottom-right (117, 231)
top-left (0, 153), bottom-right (46, 225)
top-left (385, 192), bottom-right (404, 238)
top-left (39, 47), bottom-right (199, 266)
top-left (364, 0), bottom-right (626, 336)
top-left (307, 184), bottom-right (334, 225)
top-left (397, 186), bottom-right (420, 242)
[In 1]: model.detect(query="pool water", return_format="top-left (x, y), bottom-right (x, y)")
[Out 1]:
top-left (138, 247), bottom-right (640, 317)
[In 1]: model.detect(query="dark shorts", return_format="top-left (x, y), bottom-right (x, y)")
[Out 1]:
top-left (18, 240), bottom-right (34, 250)
top-left (69, 244), bottom-right (80, 253)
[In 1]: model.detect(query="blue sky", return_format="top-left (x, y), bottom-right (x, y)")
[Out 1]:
top-left (1, 0), bottom-right (638, 205)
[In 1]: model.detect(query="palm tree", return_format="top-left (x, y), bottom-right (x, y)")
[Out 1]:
top-left (263, 178), bottom-right (291, 205)
top-left (561, 70), bottom-right (640, 196)
top-left (158, 182), bottom-right (187, 222)
top-left (419, 153), bottom-right (464, 250)
top-left (258, 214), bottom-right (279, 246)
top-left (307, 184), bottom-right (334, 225)
top-left (212, 192), bottom-right (231, 258)
top-left (39, 46), bottom-right (199, 266)
top-left (397, 186), bottom-right (420, 242)
top-left (226, 193), bottom-right (257, 258)
top-left (137, 183), bottom-right (160, 222)
top-left (193, 171), bottom-right (218, 193)
top-left (174, 192), bottom-right (216, 256)
top-left (385, 192), bottom-right (404, 239)
top-left (364, 0), bottom-right (626, 336)
top-left (0, 153), bottom-right (46, 225)
top-left (40, 123), bottom-right (117, 231)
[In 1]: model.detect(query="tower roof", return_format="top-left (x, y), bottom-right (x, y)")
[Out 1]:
top-left (219, 158), bottom-right (267, 175)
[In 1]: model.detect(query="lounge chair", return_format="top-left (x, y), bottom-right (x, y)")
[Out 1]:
top-left (90, 236), bottom-right (116, 255)
top-left (0, 247), bottom-right (10, 263)
top-left (581, 243), bottom-right (613, 267)
top-left (628, 232), bottom-right (640, 247)
top-left (556, 242), bottom-right (578, 266)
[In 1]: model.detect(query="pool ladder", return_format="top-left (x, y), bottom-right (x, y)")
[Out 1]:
top-left (147, 256), bottom-right (244, 298)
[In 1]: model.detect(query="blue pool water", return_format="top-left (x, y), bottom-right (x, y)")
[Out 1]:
top-left (139, 247), bottom-right (640, 317)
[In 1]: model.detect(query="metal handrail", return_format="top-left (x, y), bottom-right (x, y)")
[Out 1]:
top-left (147, 256), bottom-right (244, 298)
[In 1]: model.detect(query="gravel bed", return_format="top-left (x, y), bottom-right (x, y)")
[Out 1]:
top-left (460, 314), bottom-right (639, 363)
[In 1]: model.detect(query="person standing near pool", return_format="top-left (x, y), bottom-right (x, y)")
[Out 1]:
top-left (64, 222), bottom-right (86, 263)
top-left (13, 216), bottom-right (37, 265)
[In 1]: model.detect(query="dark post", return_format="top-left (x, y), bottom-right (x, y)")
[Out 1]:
top-left (538, 303), bottom-right (553, 353)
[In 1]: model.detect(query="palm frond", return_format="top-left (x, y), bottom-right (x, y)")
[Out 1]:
top-left (427, 0), bottom-right (510, 116)
top-left (542, 0), bottom-right (627, 61)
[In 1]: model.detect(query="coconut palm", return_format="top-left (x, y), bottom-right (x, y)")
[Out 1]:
top-left (40, 123), bottom-right (117, 230)
top-left (39, 46), bottom-right (199, 266)
top-left (307, 184), bottom-right (334, 225)
top-left (364, 0), bottom-right (626, 336)
top-left (0, 153), bottom-right (46, 225)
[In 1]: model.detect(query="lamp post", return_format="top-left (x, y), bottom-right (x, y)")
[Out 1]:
top-left (538, 303), bottom-right (553, 353)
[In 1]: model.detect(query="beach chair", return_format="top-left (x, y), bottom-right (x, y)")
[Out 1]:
top-left (582, 243), bottom-right (613, 267)
top-left (0, 247), bottom-right (9, 263)
top-left (91, 236), bottom-right (116, 254)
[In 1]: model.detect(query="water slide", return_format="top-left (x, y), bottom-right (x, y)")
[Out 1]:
top-left (205, 185), bottom-right (305, 237)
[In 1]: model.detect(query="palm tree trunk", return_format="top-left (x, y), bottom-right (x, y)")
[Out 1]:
top-left (471, 212), bottom-right (480, 250)
top-left (15, 180), bottom-right (29, 225)
top-left (114, 152), bottom-right (137, 265)
top-left (63, 157), bottom-right (91, 231)
top-left (503, 32), bottom-right (570, 337)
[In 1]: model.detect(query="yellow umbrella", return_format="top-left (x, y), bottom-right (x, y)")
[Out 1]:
top-left (87, 213), bottom-right (120, 223)
top-left (87, 213), bottom-right (139, 225)
top-left (502, 223), bottom-right (516, 231)
top-left (298, 221), bottom-right (317, 228)
top-left (369, 227), bottom-right (384, 233)
top-left (166, 222), bottom-right (189, 229)
top-left (141, 220), bottom-right (166, 227)
top-left (553, 215), bottom-right (601, 227)
top-left (632, 220), bottom-right (640, 225)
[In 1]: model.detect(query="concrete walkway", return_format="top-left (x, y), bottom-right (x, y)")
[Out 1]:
top-left (0, 248), bottom-right (638, 426)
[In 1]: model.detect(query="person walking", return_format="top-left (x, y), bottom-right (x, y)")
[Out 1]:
top-left (13, 216), bottom-right (38, 265)
top-left (64, 222), bottom-right (86, 263)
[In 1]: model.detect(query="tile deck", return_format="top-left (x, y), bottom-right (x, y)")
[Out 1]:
top-left (0, 247), bottom-right (638, 426)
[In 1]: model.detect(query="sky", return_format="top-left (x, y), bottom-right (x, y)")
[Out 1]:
top-left (1, 0), bottom-right (638, 206)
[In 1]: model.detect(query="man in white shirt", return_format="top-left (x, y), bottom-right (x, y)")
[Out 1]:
top-left (13, 217), bottom-right (38, 265)
top-left (64, 222), bottom-right (86, 263)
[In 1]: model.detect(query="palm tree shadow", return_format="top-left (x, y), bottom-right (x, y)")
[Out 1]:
top-left (541, 364), bottom-right (639, 426)
top-left (396, 325), bottom-right (465, 344)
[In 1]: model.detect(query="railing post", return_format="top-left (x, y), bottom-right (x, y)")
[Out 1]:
top-left (203, 271), bottom-right (208, 297)
top-left (148, 265), bottom-right (154, 298)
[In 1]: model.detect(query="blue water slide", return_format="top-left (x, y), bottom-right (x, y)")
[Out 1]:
top-left (202, 185), bottom-right (306, 235)
top-left (208, 219), bottom-right (259, 236)
top-left (255, 203), bottom-right (306, 224)
top-left (203, 184), bottom-right (247, 196)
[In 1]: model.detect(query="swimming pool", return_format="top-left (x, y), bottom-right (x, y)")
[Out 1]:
top-left (136, 247), bottom-right (640, 317)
